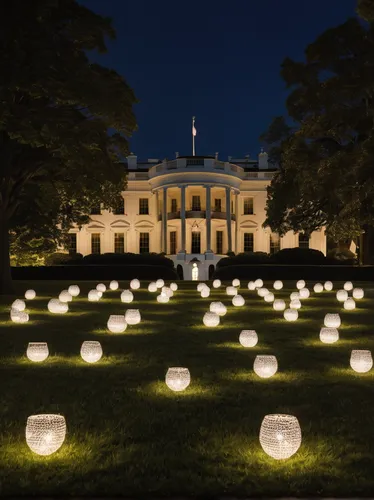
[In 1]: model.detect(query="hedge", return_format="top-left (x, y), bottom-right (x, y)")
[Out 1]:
top-left (213, 264), bottom-right (374, 282)
top-left (11, 265), bottom-right (178, 281)
top-left (44, 252), bottom-right (175, 268)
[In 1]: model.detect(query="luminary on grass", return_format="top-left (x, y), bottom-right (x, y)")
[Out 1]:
top-left (324, 313), bottom-right (341, 328)
top-left (201, 287), bottom-right (210, 298)
top-left (170, 282), bottom-right (178, 291)
top-left (344, 281), bottom-right (353, 291)
top-left (336, 289), bottom-right (348, 302)
top-left (125, 309), bottom-right (141, 325)
top-left (107, 315), bottom-right (127, 333)
top-left (232, 278), bottom-right (240, 287)
top-left (259, 414), bottom-right (301, 460)
top-left (130, 279), bottom-right (140, 290)
top-left (350, 350), bottom-right (373, 373)
top-left (254, 279), bottom-right (264, 288)
top-left (264, 292), bottom-right (275, 303)
top-left (284, 308), bottom-right (298, 321)
top-left (254, 355), bottom-right (278, 378)
top-left (257, 287), bottom-right (269, 298)
top-left (324, 281), bottom-right (333, 291)
top-left (344, 298), bottom-right (356, 310)
top-left (97, 291), bottom-right (103, 298)
top-left (165, 367), bottom-right (191, 392)
top-left (290, 292), bottom-right (300, 301)
top-left (68, 285), bottom-right (80, 297)
top-left (27, 342), bottom-right (49, 362)
top-left (26, 414), bottom-right (66, 456)
top-left (313, 283), bottom-right (324, 293)
top-left (353, 288), bottom-right (364, 300)
top-left (80, 341), bottom-right (103, 363)
top-left (210, 302), bottom-right (227, 316)
top-left (239, 330), bottom-right (258, 347)
top-left (12, 299), bottom-right (26, 311)
top-left (232, 294), bottom-right (245, 307)
top-left (109, 280), bottom-right (119, 291)
top-left (88, 290), bottom-right (100, 302)
top-left (226, 286), bottom-right (238, 296)
top-left (213, 279), bottom-right (221, 288)
top-left (197, 283), bottom-right (206, 292)
top-left (48, 299), bottom-right (68, 314)
top-left (10, 309), bottom-right (29, 323)
top-left (59, 290), bottom-right (72, 303)
top-left (163, 286), bottom-right (174, 298)
top-left (273, 280), bottom-right (283, 290)
top-left (299, 288), bottom-right (310, 299)
top-left (203, 312), bottom-right (220, 327)
top-left (120, 290), bottom-right (134, 303)
top-left (247, 281), bottom-right (256, 290)
top-left (25, 289), bottom-right (36, 300)
top-left (156, 279), bottom-right (165, 289)
top-left (148, 282), bottom-right (158, 292)
top-left (96, 283), bottom-right (106, 293)
top-left (290, 299), bottom-right (301, 310)
top-left (296, 280), bottom-right (306, 290)
top-left (157, 294), bottom-right (169, 303)
top-left (319, 328), bottom-right (339, 344)
top-left (273, 299), bottom-right (286, 311)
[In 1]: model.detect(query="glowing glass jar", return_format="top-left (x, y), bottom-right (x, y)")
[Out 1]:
top-left (254, 279), bottom-right (264, 288)
top-left (125, 309), bottom-right (141, 325)
top-left (290, 292), bottom-right (300, 301)
top-left (107, 315), bottom-right (127, 333)
top-left (165, 367), bottom-right (191, 392)
top-left (247, 281), bottom-right (256, 290)
top-left (48, 299), bottom-right (68, 314)
top-left (88, 290), bottom-right (100, 302)
top-left (10, 309), bottom-right (29, 323)
top-left (254, 355), bottom-right (278, 378)
top-left (203, 312), bottom-right (220, 327)
top-left (130, 279), bottom-right (140, 290)
top-left (257, 287), bottom-right (269, 298)
top-left (162, 286), bottom-right (173, 297)
top-left (80, 341), bottom-right (103, 363)
top-left (156, 279), bottom-right (165, 289)
top-left (96, 283), bottom-right (106, 293)
top-left (27, 342), bottom-right (49, 362)
top-left (313, 283), bottom-right (323, 293)
top-left (197, 283), bottom-right (206, 292)
top-left (350, 350), bottom-right (373, 373)
top-left (284, 308), bottom-right (298, 321)
top-left (324, 313), bottom-right (341, 328)
top-left (170, 283), bottom-right (178, 292)
top-left (264, 292), bottom-right (275, 303)
top-left (273, 280), bottom-right (283, 290)
top-left (201, 287), bottom-right (210, 298)
top-left (59, 290), bottom-right (72, 303)
top-left (157, 293), bottom-right (169, 303)
top-left (121, 290), bottom-right (134, 303)
top-left (232, 278), bottom-right (240, 287)
top-left (324, 281), bottom-right (333, 291)
top-left (319, 327), bottom-right (339, 344)
top-left (290, 299), bottom-right (301, 310)
top-left (344, 298), bottom-right (356, 310)
top-left (336, 289), bottom-right (348, 302)
top-left (299, 288), bottom-right (310, 299)
top-left (26, 414), bottom-right (66, 456)
top-left (353, 288), bottom-right (364, 299)
top-left (226, 286), bottom-right (238, 296)
top-left (109, 280), bottom-right (119, 291)
top-left (12, 299), bottom-right (26, 311)
top-left (213, 279), bottom-right (221, 288)
top-left (239, 330), bottom-right (258, 347)
top-left (296, 280), bottom-right (306, 290)
top-left (259, 414), bottom-right (302, 460)
top-left (232, 294), bottom-right (245, 307)
top-left (148, 282), bottom-right (158, 292)
top-left (344, 281), bottom-right (353, 291)
top-left (210, 302), bottom-right (227, 316)
top-left (68, 285), bottom-right (80, 297)
top-left (273, 300), bottom-right (286, 311)
top-left (25, 289), bottom-right (36, 300)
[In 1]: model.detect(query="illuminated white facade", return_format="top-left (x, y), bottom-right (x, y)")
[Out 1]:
top-left (68, 152), bottom-right (326, 279)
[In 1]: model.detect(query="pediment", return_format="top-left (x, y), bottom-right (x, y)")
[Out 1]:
top-left (240, 220), bottom-right (258, 229)
top-left (87, 220), bottom-right (105, 229)
top-left (110, 219), bottom-right (130, 229)
top-left (134, 220), bottom-right (155, 229)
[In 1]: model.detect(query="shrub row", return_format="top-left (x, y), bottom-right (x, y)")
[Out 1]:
top-left (44, 252), bottom-right (174, 268)
top-left (11, 265), bottom-right (178, 281)
top-left (217, 248), bottom-right (356, 268)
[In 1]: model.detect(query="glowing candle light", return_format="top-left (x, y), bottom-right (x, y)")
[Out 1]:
top-left (232, 294), bottom-right (245, 307)
top-left (25, 290), bottom-right (36, 300)
top-left (80, 341), bottom-right (103, 363)
top-left (130, 279), bottom-right (140, 290)
top-left (324, 313), bottom-right (341, 328)
top-left (109, 280), bottom-right (119, 291)
top-left (165, 367), bottom-right (191, 392)
top-left (273, 280), bottom-right (283, 290)
top-left (107, 315), bottom-right (127, 333)
top-left (273, 300), bottom-right (286, 311)
top-left (324, 281), bottom-right (333, 291)
top-left (350, 350), bottom-right (373, 373)
top-left (125, 309), bottom-right (141, 325)
top-left (239, 330), bottom-right (258, 347)
top-left (27, 342), bottom-right (49, 362)
top-left (203, 312), bottom-right (220, 327)
top-left (68, 285), bottom-right (80, 297)
top-left (254, 355), bottom-right (278, 378)
top-left (319, 328), bottom-right (339, 344)
top-left (213, 279), bottom-right (221, 288)
top-left (26, 414), bottom-right (66, 456)
top-left (296, 280), bottom-right (305, 290)
top-left (120, 290), bottom-right (134, 303)
top-left (259, 414), bottom-right (302, 460)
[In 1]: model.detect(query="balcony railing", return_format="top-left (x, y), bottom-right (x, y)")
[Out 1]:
top-left (159, 210), bottom-right (236, 221)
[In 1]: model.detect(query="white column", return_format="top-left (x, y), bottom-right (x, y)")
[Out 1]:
top-left (205, 185), bottom-right (212, 252)
top-left (162, 187), bottom-right (167, 253)
top-left (235, 192), bottom-right (240, 253)
top-left (180, 185), bottom-right (186, 252)
top-left (226, 187), bottom-right (232, 253)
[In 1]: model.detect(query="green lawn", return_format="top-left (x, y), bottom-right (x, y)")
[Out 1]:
top-left (1, 279), bottom-right (374, 497)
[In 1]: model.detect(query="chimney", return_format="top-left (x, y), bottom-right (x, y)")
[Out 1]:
top-left (258, 149), bottom-right (268, 170)
top-left (215, 152), bottom-right (219, 160)
top-left (175, 152), bottom-right (179, 158)
top-left (127, 153), bottom-right (137, 169)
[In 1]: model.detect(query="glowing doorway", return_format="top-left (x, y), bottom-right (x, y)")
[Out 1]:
top-left (192, 263), bottom-right (199, 281)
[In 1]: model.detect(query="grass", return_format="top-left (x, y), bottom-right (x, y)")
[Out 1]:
top-left (1, 279), bottom-right (374, 497)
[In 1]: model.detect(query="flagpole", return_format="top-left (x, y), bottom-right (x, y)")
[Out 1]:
top-left (192, 116), bottom-right (195, 156)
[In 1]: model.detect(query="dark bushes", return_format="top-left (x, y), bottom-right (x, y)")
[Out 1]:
top-left (217, 252), bottom-right (270, 268)
top-left (271, 248), bottom-right (326, 265)
top-left (44, 252), bottom-right (83, 265)
top-left (45, 252), bottom-right (174, 268)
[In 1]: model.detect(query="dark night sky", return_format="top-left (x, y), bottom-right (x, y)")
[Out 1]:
top-left (80, 0), bottom-right (357, 161)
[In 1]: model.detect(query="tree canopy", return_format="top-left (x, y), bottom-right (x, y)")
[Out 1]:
top-left (0, 0), bottom-right (138, 292)
top-left (261, 4), bottom-right (374, 249)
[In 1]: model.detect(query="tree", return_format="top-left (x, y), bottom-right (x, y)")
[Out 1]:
top-left (261, 12), bottom-right (374, 256)
top-left (0, 0), bottom-right (138, 293)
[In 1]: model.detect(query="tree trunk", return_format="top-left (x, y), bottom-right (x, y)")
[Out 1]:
top-left (0, 216), bottom-right (15, 295)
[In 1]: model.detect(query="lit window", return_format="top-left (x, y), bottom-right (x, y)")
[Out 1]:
top-left (91, 233), bottom-right (101, 254)
top-left (216, 231), bottom-right (223, 254)
top-left (67, 234), bottom-right (77, 254)
top-left (244, 197), bottom-right (254, 215)
top-left (192, 196), bottom-right (201, 211)
top-left (270, 233), bottom-right (280, 254)
top-left (114, 233), bottom-right (125, 253)
top-left (214, 199), bottom-right (222, 211)
top-left (139, 198), bottom-right (149, 215)
top-left (171, 199), bottom-right (177, 213)
top-left (139, 232), bottom-right (150, 253)
top-left (244, 233), bottom-right (254, 252)
top-left (298, 233), bottom-right (310, 249)
top-left (170, 231), bottom-right (177, 254)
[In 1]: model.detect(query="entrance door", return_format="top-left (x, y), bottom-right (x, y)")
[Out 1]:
top-left (191, 232), bottom-right (201, 254)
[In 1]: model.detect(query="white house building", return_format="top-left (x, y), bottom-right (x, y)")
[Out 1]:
top-left (67, 151), bottom-right (326, 279)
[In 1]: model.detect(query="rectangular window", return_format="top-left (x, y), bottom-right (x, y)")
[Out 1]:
top-left (139, 232), bottom-right (150, 253)
top-left (192, 195), bottom-right (201, 211)
top-left (113, 198), bottom-right (125, 215)
top-left (214, 198), bottom-right (222, 212)
top-left (91, 233), bottom-right (101, 254)
top-left (216, 231), bottom-right (223, 254)
top-left (244, 232), bottom-right (254, 252)
top-left (67, 234), bottom-right (77, 254)
top-left (170, 231), bottom-right (177, 254)
top-left (231, 200), bottom-right (234, 214)
top-left (139, 198), bottom-right (149, 215)
top-left (299, 233), bottom-right (310, 249)
top-left (90, 205), bottom-right (101, 215)
top-left (191, 232), bottom-right (201, 253)
top-left (243, 197), bottom-right (254, 215)
top-left (114, 233), bottom-right (125, 253)
top-left (270, 233), bottom-right (280, 255)
top-left (171, 198), bottom-right (177, 213)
